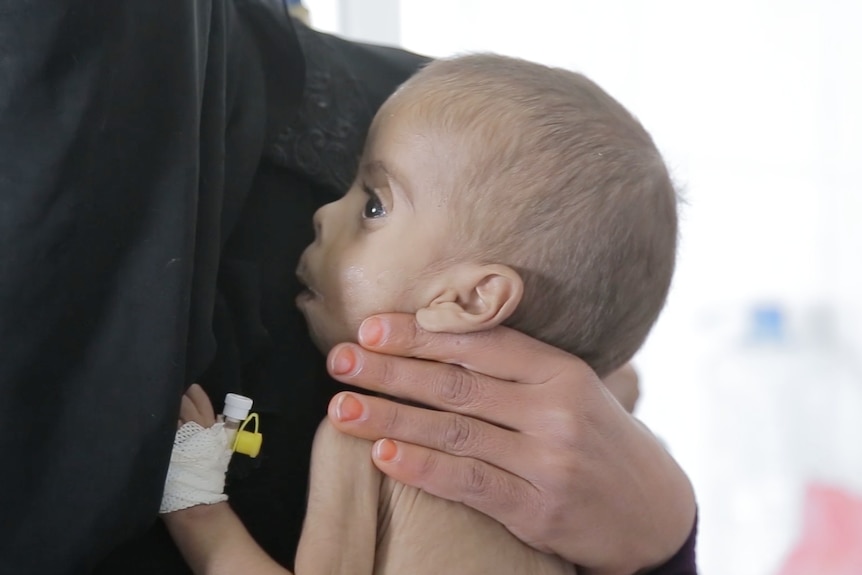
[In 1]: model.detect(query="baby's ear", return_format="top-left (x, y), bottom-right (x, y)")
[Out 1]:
top-left (416, 264), bottom-right (523, 334)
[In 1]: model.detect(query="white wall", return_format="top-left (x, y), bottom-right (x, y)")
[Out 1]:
top-left (303, 0), bottom-right (400, 45)
top-left (302, 2), bottom-right (862, 573)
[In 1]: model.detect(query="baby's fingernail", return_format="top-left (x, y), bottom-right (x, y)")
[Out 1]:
top-left (330, 346), bottom-right (357, 375)
top-left (373, 439), bottom-right (399, 462)
top-left (359, 317), bottom-right (388, 347)
top-left (334, 393), bottom-right (365, 422)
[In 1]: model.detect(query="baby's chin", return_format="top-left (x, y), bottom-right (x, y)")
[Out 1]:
top-left (295, 293), bottom-right (366, 357)
top-left (301, 312), bottom-right (358, 357)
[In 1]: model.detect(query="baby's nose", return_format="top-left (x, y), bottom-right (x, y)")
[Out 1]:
top-left (312, 206), bottom-right (324, 242)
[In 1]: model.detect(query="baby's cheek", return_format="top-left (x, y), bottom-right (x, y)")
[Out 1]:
top-left (333, 259), bottom-right (414, 336)
top-left (338, 266), bottom-right (380, 310)
top-left (324, 285), bottom-right (368, 345)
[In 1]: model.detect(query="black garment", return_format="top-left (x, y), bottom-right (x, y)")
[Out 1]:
top-left (655, 515), bottom-right (698, 575)
top-left (0, 2), bottom-right (424, 573)
top-left (98, 27), bottom-right (429, 572)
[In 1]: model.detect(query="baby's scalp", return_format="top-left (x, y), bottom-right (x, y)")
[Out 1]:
top-left (390, 54), bottom-right (679, 376)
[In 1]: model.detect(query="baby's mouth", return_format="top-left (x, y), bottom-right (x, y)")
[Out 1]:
top-left (295, 263), bottom-right (322, 300)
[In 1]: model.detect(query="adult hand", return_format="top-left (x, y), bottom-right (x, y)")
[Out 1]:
top-left (325, 314), bottom-right (695, 575)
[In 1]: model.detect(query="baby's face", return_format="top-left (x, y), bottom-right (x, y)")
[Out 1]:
top-left (295, 97), bottom-right (464, 352)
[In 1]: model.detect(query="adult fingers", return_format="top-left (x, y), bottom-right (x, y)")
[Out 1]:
top-left (327, 343), bottom-right (541, 430)
top-left (354, 313), bottom-right (580, 384)
top-left (326, 392), bottom-right (538, 478)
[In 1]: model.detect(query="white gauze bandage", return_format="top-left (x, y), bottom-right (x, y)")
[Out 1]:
top-left (159, 421), bottom-right (233, 513)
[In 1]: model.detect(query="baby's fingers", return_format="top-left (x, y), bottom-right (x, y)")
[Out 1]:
top-left (179, 384), bottom-right (217, 427)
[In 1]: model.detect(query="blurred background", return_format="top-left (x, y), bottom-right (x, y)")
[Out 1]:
top-left (295, 1), bottom-right (862, 573)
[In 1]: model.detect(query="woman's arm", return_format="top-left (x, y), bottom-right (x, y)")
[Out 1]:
top-left (325, 314), bottom-right (697, 575)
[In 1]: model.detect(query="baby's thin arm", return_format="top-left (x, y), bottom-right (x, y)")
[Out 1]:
top-left (165, 420), bottom-right (380, 575)
top-left (164, 388), bottom-right (378, 575)
top-left (294, 419), bottom-right (381, 575)
top-left (162, 385), bottom-right (292, 575)
top-left (164, 502), bottom-right (292, 575)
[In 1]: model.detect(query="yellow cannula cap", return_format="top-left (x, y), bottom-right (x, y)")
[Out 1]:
top-left (234, 429), bottom-right (263, 458)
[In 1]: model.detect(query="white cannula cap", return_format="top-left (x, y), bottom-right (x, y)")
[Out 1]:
top-left (223, 393), bottom-right (254, 421)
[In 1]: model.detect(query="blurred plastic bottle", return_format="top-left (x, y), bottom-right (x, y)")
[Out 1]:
top-left (776, 483), bottom-right (862, 575)
top-left (698, 303), bottom-right (862, 575)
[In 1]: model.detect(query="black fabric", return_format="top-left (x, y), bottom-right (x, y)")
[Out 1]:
top-left (0, 1), bottom-right (425, 573)
top-left (0, 1), bottom-right (297, 572)
top-left (270, 21), bottom-right (432, 192)
top-left (93, 163), bottom-right (336, 575)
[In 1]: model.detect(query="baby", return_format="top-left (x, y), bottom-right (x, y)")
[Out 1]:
top-left (163, 53), bottom-right (677, 575)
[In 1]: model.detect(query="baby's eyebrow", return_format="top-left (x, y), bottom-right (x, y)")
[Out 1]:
top-left (362, 160), bottom-right (390, 179)
top-left (362, 160), bottom-right (412, 200)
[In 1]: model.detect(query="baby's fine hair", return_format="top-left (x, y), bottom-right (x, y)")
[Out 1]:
top-left (400, 54), bottom-right (678, 376)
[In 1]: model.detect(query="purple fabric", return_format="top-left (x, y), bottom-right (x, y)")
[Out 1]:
top-left (647, 515), bottom-right (698, 575)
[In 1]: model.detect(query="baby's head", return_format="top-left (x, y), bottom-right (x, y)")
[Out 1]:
top-left (296, 54), bottom-right (677, 377)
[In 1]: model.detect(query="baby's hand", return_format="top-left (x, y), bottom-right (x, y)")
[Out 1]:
top-left (160, 384), bottom-right (231, 515)
top-left (179, 384), bottom-right (217, 428)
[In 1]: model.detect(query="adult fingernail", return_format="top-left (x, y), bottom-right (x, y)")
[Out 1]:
top-left (334, 393), bottom-right (365, 422)
top-left (359, 317), bottom-right (388, 347)
top-left (373, 438), bottom-right (399, 462)
top-left (330, 346), bottom-right (357, 375)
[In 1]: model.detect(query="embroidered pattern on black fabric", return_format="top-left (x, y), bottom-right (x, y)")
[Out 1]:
top-left (267, 22), bottom-right (373, 193)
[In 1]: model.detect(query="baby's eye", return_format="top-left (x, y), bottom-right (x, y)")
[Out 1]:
top-left (362, 187), bottom-right (387, 219)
